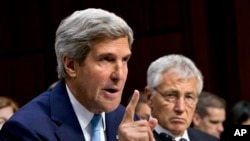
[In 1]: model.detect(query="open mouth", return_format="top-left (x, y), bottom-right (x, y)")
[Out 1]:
top-left (104, 88), bottom-right (118, 93)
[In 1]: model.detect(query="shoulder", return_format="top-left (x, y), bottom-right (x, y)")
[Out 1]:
top-left (4, 91), bottom-right (52, 126)
top-left (188, 128), bottom-right (219, 141)
top-left (0, 91), bottom-right (56, 140)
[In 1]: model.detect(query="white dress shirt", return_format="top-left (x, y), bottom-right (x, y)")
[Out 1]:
top-left (154, 118), bottom-right (190, 141)
top-left (66, 84), bottom-right (106, 141)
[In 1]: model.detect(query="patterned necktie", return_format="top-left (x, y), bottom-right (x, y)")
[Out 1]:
top-left (179, 138), bottom-right (187, 141)
top-left (90, 114), bottom-right (102, 141)
top-left (159, 132), bottom-right (176, 141)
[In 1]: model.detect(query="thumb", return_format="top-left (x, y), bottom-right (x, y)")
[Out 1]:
top-left (148, 118), bottom-right (158, 130)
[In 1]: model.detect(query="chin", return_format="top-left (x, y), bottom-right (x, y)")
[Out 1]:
top-left (170, 125), bottom-right (186, 135)
top-left (101, 103), bottom-right (120, 113)
top-left (171, 128), bottom-right (185, 136)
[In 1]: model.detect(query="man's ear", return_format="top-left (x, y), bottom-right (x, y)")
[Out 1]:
top-left (63, 55), bottom-right (77, 78)
top-left (144, 87), bottom-right (153, 106)
top-left (192, 113), bottom-right (201, 126)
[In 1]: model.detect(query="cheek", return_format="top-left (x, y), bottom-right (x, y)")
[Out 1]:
top-left (152, 101), bottom-right (172, 117)
top-left (187, 107), bottom-right (195, 116)
top-left (150, 98), bottom-right (162, 110)
top-left (86, 71), bottom-right (108, 86)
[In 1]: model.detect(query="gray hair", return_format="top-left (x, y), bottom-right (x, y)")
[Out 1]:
top-left (55, 8), bottom-right (134, 78)
top-left (146, 54), bottom-right (204, 95)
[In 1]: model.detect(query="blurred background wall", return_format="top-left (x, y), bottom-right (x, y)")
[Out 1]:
top-left (0, 0), bottom-right (250, 112)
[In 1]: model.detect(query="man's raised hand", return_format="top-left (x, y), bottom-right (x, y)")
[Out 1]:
top-left (118, 90), bottom-right (157, 141)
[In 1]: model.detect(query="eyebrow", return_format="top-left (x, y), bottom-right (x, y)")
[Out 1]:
top-left (161, 90), bottom-right (196, 96)
top-left (98, 52), bottom-right (131, 58)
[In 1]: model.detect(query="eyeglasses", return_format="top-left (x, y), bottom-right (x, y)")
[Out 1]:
top-left (153, 88), bottom-right (197, 107)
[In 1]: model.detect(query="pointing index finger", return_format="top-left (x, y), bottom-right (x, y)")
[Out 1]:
top-left (121, 90), bottom-right (139, 123)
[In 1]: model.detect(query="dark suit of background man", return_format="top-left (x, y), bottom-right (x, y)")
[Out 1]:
top-left (0, 8), bottom-right (157, 141)
top-left (144, 54), bottom-right (219, 141)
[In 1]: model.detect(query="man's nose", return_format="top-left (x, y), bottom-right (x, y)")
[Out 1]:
top-left (110, 61), bottom-right (124, 82)
top-left (174, 98), bottom-right (185, 113)
top-left (217, 123), bottom-right (224, 132)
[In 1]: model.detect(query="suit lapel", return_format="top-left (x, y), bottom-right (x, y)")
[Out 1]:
top-left (105, 105), bottom-right (126, 141)
top-left (54, 123), bottom-right (85, 141)
top-left (105, 110), bottom-right (120, 141)
top-left (50, 80), bottom-right (84, 141)
top-left (153, 130), bottom-right (163, 141)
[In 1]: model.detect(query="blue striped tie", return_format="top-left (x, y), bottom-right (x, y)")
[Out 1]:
top-left (91, 114), bottom-right (102, 141)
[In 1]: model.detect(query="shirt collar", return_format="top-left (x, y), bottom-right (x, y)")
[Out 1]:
top-left (66, 84), bottom-right (106, 131)
top-left (152, 116), bottom-right (190, 141)
top-left (175, 130), bottom-right (190, 141)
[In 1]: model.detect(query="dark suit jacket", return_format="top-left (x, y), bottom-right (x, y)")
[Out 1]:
top-left (153, 128), bottom-right (219, 141)
top-left (0, 80), bottom-right (127, 141)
